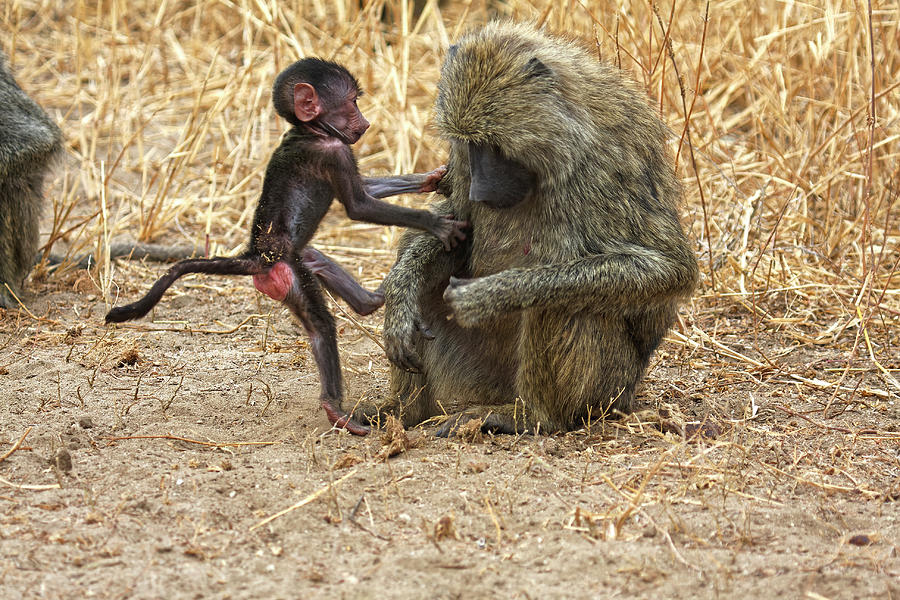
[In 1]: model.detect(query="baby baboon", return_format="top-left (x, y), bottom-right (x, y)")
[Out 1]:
top-left (0, 52), bottom-right (62, 309)
top-left (369, 22), bottom-right (699, 434)
top-left (107, 58), bottom-right (465, 435)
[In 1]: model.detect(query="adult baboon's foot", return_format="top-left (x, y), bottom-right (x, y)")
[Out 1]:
top-left (351, 393), bottom-right (402, 430)
top-left (0, 288), bottom-right (17, 310)
top-left (435, 407), bottom-right (527, 438)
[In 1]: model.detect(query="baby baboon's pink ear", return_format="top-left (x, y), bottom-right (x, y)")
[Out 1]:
top-left (293, 82), bottom-right (321, 122)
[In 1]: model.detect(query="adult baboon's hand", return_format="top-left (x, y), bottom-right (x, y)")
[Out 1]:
top-left (383, 300), bottom-right (433, 372)
top-left (443, 275), bottom-right (508, 327)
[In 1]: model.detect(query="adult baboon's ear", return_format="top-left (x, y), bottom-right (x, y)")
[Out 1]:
top-left (446, 44), bottom-right (459, 60)
top-left (293, 82), bottom-right (321, 122)
top-left (525, 57), bottom-right (552, 78)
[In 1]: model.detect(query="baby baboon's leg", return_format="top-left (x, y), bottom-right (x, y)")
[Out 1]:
top-left (301, 246), bottom-right (383, 316)
top-left (281, 259), bottom-right (369, 435)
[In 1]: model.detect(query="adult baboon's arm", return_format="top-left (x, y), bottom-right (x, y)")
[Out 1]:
top-left (381, 199), bottom-right (469, 371)
top-left (443, 242), bottom-right (698, 327)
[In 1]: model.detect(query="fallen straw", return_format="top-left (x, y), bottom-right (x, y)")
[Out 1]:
top-left (250, 468), bottom-right (358, 531)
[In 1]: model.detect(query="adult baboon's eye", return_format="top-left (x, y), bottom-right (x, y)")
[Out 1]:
top-left (525, 57), bottom-right (552, 79)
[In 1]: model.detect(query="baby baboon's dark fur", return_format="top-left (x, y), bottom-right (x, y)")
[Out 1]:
top-left (0, 52), bottom-right (62, 308)
top-left (369, 22), bottom-right (699, 434)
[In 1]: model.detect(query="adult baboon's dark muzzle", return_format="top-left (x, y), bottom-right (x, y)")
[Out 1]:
top-left (467, 143), bottom-right (536, 209)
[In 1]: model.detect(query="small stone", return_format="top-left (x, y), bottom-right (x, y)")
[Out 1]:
top-left (848, 534), bottom-right (875, 546)
top-left (54, 448), bottom-right (73, 472)
top-left (466, 461), bottom-right (488, 473)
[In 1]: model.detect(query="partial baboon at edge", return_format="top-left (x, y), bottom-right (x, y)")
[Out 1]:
top-left (366, 22), bottom-right (699, 435)
top-left (1, 53), bottom-right (200, 305)
top-left (0, 51), bottom-right (62, 309)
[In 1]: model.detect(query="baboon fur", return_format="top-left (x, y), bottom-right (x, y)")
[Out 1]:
top-left (0, 52), bottom-right (62, 308)
top-left (367, 22), bottom-right (699, 434)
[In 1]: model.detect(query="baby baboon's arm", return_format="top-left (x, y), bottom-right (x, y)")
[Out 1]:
top-left (362, 166), bottom-right (446, 198)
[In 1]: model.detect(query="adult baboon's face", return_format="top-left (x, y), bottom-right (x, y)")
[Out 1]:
top-left (466, 143), bottom-right (536, 209)
top-left (435, 26), bottom-right (568, 209)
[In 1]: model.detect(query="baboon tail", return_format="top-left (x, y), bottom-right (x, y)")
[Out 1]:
top-left (105, 256), bottom-right (264, 323)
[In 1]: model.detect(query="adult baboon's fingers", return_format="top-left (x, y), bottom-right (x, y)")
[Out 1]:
top-left (416, 319), bottom-right (435, 340)
top-left (399, 349), bottom-right (424, 372)
top-left (435, 412), bottom-right (473, 437)
top-left (481, 413), bottom-right (525, 435)
top-left (434, 418), bottom-right (456, 438)
top-left (397, 356), bottom-right (423, 373)
top-left (385, 337), bottom-right (423, 372)
top-left (436, 413), bottom-right (524, 437)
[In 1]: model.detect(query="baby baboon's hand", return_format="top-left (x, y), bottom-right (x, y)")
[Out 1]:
top-left (418, 165), bottom-right (447, 193)
top-left (433, 215), bottom-right (468, 251)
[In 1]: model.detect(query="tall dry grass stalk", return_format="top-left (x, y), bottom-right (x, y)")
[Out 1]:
top-left (3, 0), bottom-right (898, 373)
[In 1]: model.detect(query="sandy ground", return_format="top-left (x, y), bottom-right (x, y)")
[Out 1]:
top-left (1, 264), bottom-right (898, 600)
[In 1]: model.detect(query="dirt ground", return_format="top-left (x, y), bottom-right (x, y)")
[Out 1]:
top-left (0, 262), bottom-right (897, 600)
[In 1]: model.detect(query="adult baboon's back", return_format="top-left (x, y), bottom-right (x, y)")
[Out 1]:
top-left (0, 52), bottom-right (62, 308)
top-left (373, 22), bottom-right (698, 433)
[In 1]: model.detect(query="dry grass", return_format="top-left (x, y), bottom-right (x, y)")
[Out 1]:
top-left (2, 0), bottom-right (897, 420)
top-left (6, 0), bottom-right (897, 353)
top-left (1, 1), bottom-right (899, 595)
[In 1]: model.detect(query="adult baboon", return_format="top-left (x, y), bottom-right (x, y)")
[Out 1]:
top-left (369, 22), bottom-right (698, 434)
top-left (0, 51), bottom-right (62, 309)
